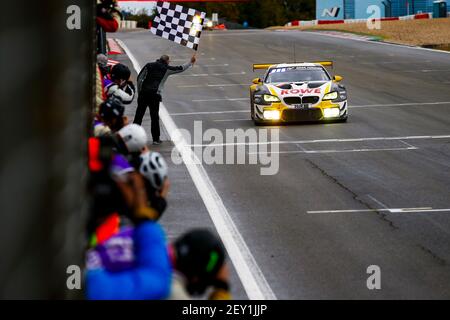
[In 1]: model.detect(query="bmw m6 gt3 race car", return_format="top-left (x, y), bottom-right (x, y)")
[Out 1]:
top-left (250, 62), bottom-right (348, 125)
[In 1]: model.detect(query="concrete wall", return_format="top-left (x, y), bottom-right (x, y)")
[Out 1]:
top-left (0, 0), bottom-right (92, 298)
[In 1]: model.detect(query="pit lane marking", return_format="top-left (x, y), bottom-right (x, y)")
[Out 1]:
top-left (307, 208), bottom-right (450, 214)
top-left (200, 64), bottom-right (230, 67)
top-left (352, 101), bottom-right (450, 108)
top-left (302, 31), bottom-right (450, 55)
top-left (248, 140), bottom-right (418, 155)
top-left (192, 98), bottom-right (248, 102)
top-left (247, 146), bottom-right (418, 155)
top-left (174, 71), bottom-right (246, 77)
top-left (171, 110), bottom-right (248, 116)
top-left (188, 135), bottom-right (450, 147)
top-left (397, 69), bottom-right (450, 73)
top-left (171, 57), bottom-right (215, 62)
top-left (178, 83), bottom-right (248, 88)
top-left (117, 38), bottom-right (277, 301)
top-left (214, 118), bottom-right (250, 122)
top-left (170, 101), bottom-right (450, 116)
top-left (187, 101), bottom-right (450, 107)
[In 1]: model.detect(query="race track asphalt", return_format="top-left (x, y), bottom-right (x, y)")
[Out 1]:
top-left (115, 29), bottom-right (450, 299)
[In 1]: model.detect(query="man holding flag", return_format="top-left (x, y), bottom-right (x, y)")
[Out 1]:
top-left (133, 1), bottom-right (206, 145)
top-left (135, 54), bottom-right (196, 145)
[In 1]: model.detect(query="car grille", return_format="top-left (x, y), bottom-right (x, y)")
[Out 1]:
top-left (283, 96), bottom-right (320, 105)
top-left (302, 96), bottom-right (320, 104)
top-left (281, 109), bottom-right (323, 122)
top-left (283, 97), bottom-right (302, 105)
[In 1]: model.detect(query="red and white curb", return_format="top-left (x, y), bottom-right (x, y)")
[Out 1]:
top-left (107, 58), bottom-right (120, 67)
top-left (285, 12), bottom-right (434, 27)
top-left (107, 38), bottom-right (123, 55)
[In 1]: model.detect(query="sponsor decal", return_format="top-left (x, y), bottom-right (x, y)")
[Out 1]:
top-left (280, 88), bottom-right (321, 95)
top-left (322, 7), bottom-right (341, 18)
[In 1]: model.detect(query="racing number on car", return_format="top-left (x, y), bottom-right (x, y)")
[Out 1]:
top-left (294, 103), bottom-right (311, 110)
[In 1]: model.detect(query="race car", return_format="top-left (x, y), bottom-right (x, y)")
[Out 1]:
top-left (203, 18), bottom-right (214, 30)
top-left (250, 61), bottom-right (348, 125)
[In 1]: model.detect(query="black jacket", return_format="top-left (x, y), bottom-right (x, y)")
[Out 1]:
top-left (137, 59), bottom-right (192, 95)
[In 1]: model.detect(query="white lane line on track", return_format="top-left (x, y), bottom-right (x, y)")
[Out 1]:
top-left (399, 69), bottom-right (450, 73)
top-left (200, 64), bottom-right (230, 67)
top-left (301, 31), bottom-right (450, 55)
top-left (178, 83), bottom-right (248, 88)
top-left (169, 101), bottom-right (450, 116)
top-left (171, 110), bottom-right (248, 116)
top-left (247, 146), bottom-right (418, 155)
top-left (174, 72), bottom-right (246, 77)
top-left (116, 38), bottom-right (277, 301)
top-left (352, 101), bottom-right (450, 108)
top-left (399, 140), bottom-right (417, 149)
top-left (214, 118), bottom-right (251, 122)
top-left (188, 135), bottom-right (450, 147)
top-left (307, 207), bottom-right (450, 214)
top-left (192, 98), bottom-right (248, 102)
top-left (171, 57), bottom-right (215, 62)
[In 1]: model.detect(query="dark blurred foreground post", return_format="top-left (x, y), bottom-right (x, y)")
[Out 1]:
top-left (0, 0), bottom-right (94, 298)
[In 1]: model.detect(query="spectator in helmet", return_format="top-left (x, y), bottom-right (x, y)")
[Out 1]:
top-left (97, 53), bottom-right (111, 79)
top-left (137, 151), bottom-right (170, 220)
top-left (115, 123), bottom-right (148, 156)
top-left (168, 229), bottom-right (231, 300)
top-left (87, 135), bottom-right (159, 238)
top-left (95, 97), bottom-right (128, 136)
top-left (104, 63), bottom-right (135, 105)
top-left (85, 152), bottom-right (173, 301)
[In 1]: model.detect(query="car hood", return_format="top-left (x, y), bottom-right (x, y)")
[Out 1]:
top-left (266, 81), bottom-right (332, 99)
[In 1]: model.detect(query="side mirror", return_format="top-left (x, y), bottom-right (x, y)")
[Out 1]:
top-left (333, 75), bottom-right (343, 82)
top-left (252, 78), bottom-right (262, 84)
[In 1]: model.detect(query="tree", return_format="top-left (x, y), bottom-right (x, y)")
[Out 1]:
top-left (122, 8), bottom-right (157, 29)
top-left (283, 0), bottom-right (315, 22)
top-left (172, 0), bottom-right (316, 28)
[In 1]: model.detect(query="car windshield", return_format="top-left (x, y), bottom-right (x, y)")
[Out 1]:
top-left (265, 66), bottom-right (330, 83)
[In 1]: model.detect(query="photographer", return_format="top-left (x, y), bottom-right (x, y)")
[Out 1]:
top-left (104, 64), bottom-right (136, 105)
top-left (96, 0), bottom-right (122, 54)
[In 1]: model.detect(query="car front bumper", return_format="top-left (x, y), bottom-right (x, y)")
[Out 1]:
top-left (254, 101), bottom-right (348, 122)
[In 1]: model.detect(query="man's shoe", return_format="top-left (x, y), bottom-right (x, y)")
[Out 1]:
top-left (153, 140), bottom-right (162, 145)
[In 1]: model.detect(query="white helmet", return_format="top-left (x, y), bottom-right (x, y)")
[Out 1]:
top-left (139, 151), bottom-right (168, 190)
top-left (118, 124), bottom-right (147, 153)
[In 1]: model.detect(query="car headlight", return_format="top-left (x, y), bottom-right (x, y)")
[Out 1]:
top-left (323, 91), bottom-right (338, 100)
top-left (323, 108), bottom-right (340, 118)
top-left (263, 94), bottom-right (280, 103)
top-left (263, 110), bottom-right (281, 120)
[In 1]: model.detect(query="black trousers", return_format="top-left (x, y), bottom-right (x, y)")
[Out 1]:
top-left (134, 91), bottom-right (162, 141)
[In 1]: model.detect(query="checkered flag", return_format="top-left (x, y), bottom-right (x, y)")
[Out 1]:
top-left (151, 1), bottom-right (206, 51)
